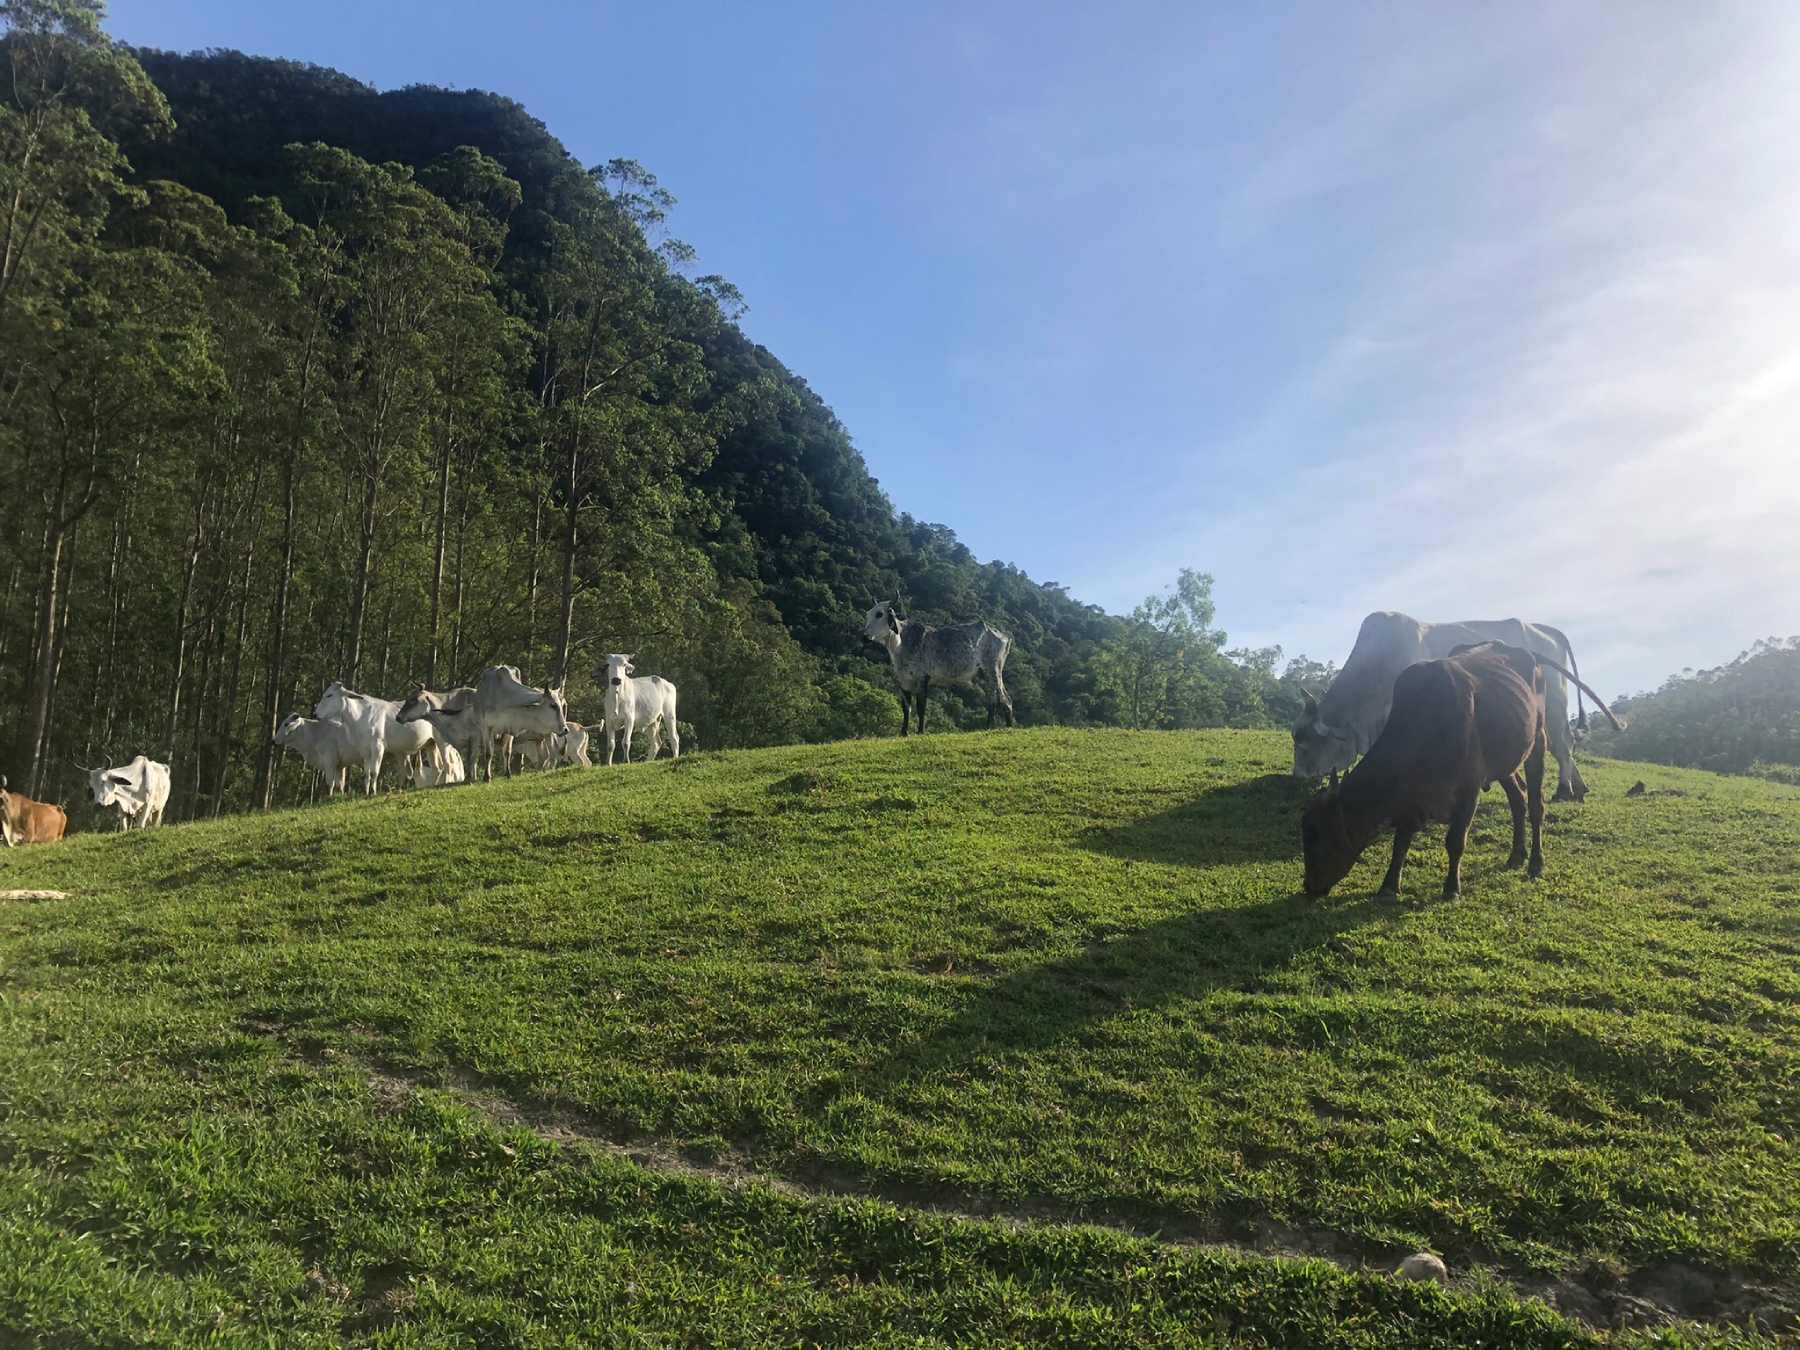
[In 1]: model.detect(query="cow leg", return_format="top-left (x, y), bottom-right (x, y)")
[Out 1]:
top-left (1377, 825), bottom-right (1415, 898)
top-left (1500, 772), bottom-right (1528, 868)
top-left (1442, 790), bottom-right (1478, 899)
top-left (1526, 732), bottom-right (1547, 879)
top-left (916, 677), bottom-right (930, 734)
top-left (1546, 685), bottom-right (1586, 801)
top-left (991, 663), bottom-right (1014, 727)
top-left (667, 719), bottom-right (680, 759)
top-left (897, 688), bottom-right (910, 737)
top-left (621, 715), bottom-right (635, 763)
top-left (648, 718), bottom-right (664, 761)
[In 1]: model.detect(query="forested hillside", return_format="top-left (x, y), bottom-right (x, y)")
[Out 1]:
top-left (1581, 637), bottom-right (1800, 780)
top-left (0, 2), bottom-right (1327, 819)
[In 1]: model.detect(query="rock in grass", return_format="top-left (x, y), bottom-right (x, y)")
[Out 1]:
top-left (1397, 1252), bottom-right (1449, 1283)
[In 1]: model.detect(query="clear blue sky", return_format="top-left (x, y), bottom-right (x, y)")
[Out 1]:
top-left (110, 1), bottom-right (1800, 696)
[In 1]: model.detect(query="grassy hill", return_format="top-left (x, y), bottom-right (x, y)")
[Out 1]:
top-left (1, 729), bottom-right (1795, 1345)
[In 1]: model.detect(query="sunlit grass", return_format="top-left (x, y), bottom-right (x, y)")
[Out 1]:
top-left (2, 728), bottom-right (1795, 1343)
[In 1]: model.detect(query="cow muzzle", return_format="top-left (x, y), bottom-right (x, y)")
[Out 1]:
top-left (610, 678), bottom-right (622, 687)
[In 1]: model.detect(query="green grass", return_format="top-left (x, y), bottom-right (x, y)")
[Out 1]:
top-left (2, 727), bottom-right (1796, 1344)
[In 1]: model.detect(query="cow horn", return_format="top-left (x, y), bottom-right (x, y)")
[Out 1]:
top-left (1301, 689), bottom-right (1318, 717)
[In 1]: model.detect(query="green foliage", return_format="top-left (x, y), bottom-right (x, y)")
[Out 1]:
top-left (2, 730), bottom-right (1796, 1340)
top-left (0, 35), bottom-right (1355, 818)
top-left (1583, 638), bottom-right (1800, 776)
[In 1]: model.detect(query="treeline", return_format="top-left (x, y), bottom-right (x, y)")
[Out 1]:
top-left (1581, 638), bottom-right (1800, 780)
top-left (0, 2), bottom-right (1328, 822)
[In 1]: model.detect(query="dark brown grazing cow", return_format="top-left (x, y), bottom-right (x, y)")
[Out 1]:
top-left (0, 777), bottom-right (68, 847)
top-left (1300, 641), bottom-right (1624, 900)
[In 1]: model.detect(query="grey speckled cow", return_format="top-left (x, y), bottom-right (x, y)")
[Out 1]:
top-left (862, 601), bottom-right (1015, 735)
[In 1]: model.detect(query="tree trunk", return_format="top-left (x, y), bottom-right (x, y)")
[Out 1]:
top-left (554, 436), bottom-right (580, 684)
top-left (344, 457), bottom-right (381, 683)
top-left (254, 446), bottom-right (300, 810)
top-left (163, 488), bottom-right (208, 761)
top-left (16, 496), bottom-right (67, 797)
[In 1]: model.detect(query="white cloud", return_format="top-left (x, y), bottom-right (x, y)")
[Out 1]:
top-left (1071, 4), bottom-right (1800, 695)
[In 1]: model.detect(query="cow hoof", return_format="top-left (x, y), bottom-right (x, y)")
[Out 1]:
top-left (1441, 885), bottom-right (1460, 900)
top-left (1504, 852), bottom-right (1525, 870)
top-left (1528, 860), bottom-right (1544, 880)
top-left (1375, 886), bottom-right (1399, 900)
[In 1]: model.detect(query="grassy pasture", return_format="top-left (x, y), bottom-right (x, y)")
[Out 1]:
top-left (1, 727), bottom-right (1795, 1344)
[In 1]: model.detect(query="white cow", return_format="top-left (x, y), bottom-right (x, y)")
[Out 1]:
top-left (395, 695), bottom-right (483, 782)
top-left (310, 682), bottom-right (390, 795)
top-left (314, 680), bottom-right (442, 791)
top-left (88, 755), bottom-right (171, 830)
top-left (272, 713), bottom-right (355, 796)
top-left (467, 665), bottom-right (568, 781)
top-left (596, 654), bottom-right (679, 765)
top-left (1292, 612), bottom-right (1600, 800)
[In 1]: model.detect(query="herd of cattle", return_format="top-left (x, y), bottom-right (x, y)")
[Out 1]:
top-left (0, 653), bottom-right (680, 846)
top-left (3, 606), bottom-right (1625, 901)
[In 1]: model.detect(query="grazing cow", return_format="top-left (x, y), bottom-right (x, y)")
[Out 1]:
top-left (862, 601), bottom-right (1014, 735)
top-left (1, 777), bottom-right (66, 847)
top-left (1293, 612), bottom-right (1597, 800)
top-left (595, 654), bottom-right (678, 764)
top-left (271, 713), bottom-right (357, 796)
top-left (87, 755), bottom-right (171, 830)
top-left (1300, 641), bottom-right (1624, 900)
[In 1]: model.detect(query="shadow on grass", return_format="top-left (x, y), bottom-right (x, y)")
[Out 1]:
top-left (867, 888), bottom-right (1398, 1085)
top-left (1080, 773), bottom-right (1318, 868)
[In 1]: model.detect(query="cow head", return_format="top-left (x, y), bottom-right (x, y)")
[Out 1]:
top-left (1299, 787), bottom-right (1360, 897)
top-left (274, 712), bottom-right (308, 745)
top-left (1292, 688), bottom-right (1356, 779)
top-left (602, 654), bottom-right (634, 689)
top-left (542, 684), bottom-right (569, 723)
top-left (89, 766), bottom-right (137, 812)
top-left (396, 692), bottom-right (429, 724)
top-left (314, 680), bottom-right (351, 722)
top-left (862, 601), bottom-right (902, 645)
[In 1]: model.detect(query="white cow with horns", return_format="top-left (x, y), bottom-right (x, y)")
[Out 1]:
top-left (85, 754), bottom-right (171, 830)
top-left (1292, 611), bottom-right (1598, 801)
top-left (595, 654), bottom-right (679, 764)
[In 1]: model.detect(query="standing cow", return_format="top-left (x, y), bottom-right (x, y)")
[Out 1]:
top-left (862, 601), bottom-right (1014, 735)
top-left (87, 755), bottom-right (171, 830)
top-left (1, 777), bottom-right (67, 847)
top-left (1292, 612), bottom-right (1597, 800)
top-left (595, 654), bottom-right (679, 764)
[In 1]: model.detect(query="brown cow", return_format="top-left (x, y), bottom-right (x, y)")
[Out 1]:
top-left (1, 777), bottom-right (67, 847)
top-left (1300, 641), bottom-right (1624, 900)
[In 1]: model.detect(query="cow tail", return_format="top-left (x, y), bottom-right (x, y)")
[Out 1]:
top-left (1547, 625), bottom-right (1587, 730)
top-left (1529, 652), bottom-right (1624, 733)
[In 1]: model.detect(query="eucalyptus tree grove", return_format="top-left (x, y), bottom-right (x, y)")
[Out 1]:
top-left (0, 8), bottom-right (1329, 824)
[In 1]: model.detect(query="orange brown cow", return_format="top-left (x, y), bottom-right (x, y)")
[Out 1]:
top-left (1, 777), bottom-right (67, 847)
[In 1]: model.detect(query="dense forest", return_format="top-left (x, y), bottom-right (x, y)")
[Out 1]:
top-left (1581, 638), bottom-right (1800, 782)
top-left (1, 1), bottom-right (1339, 819)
